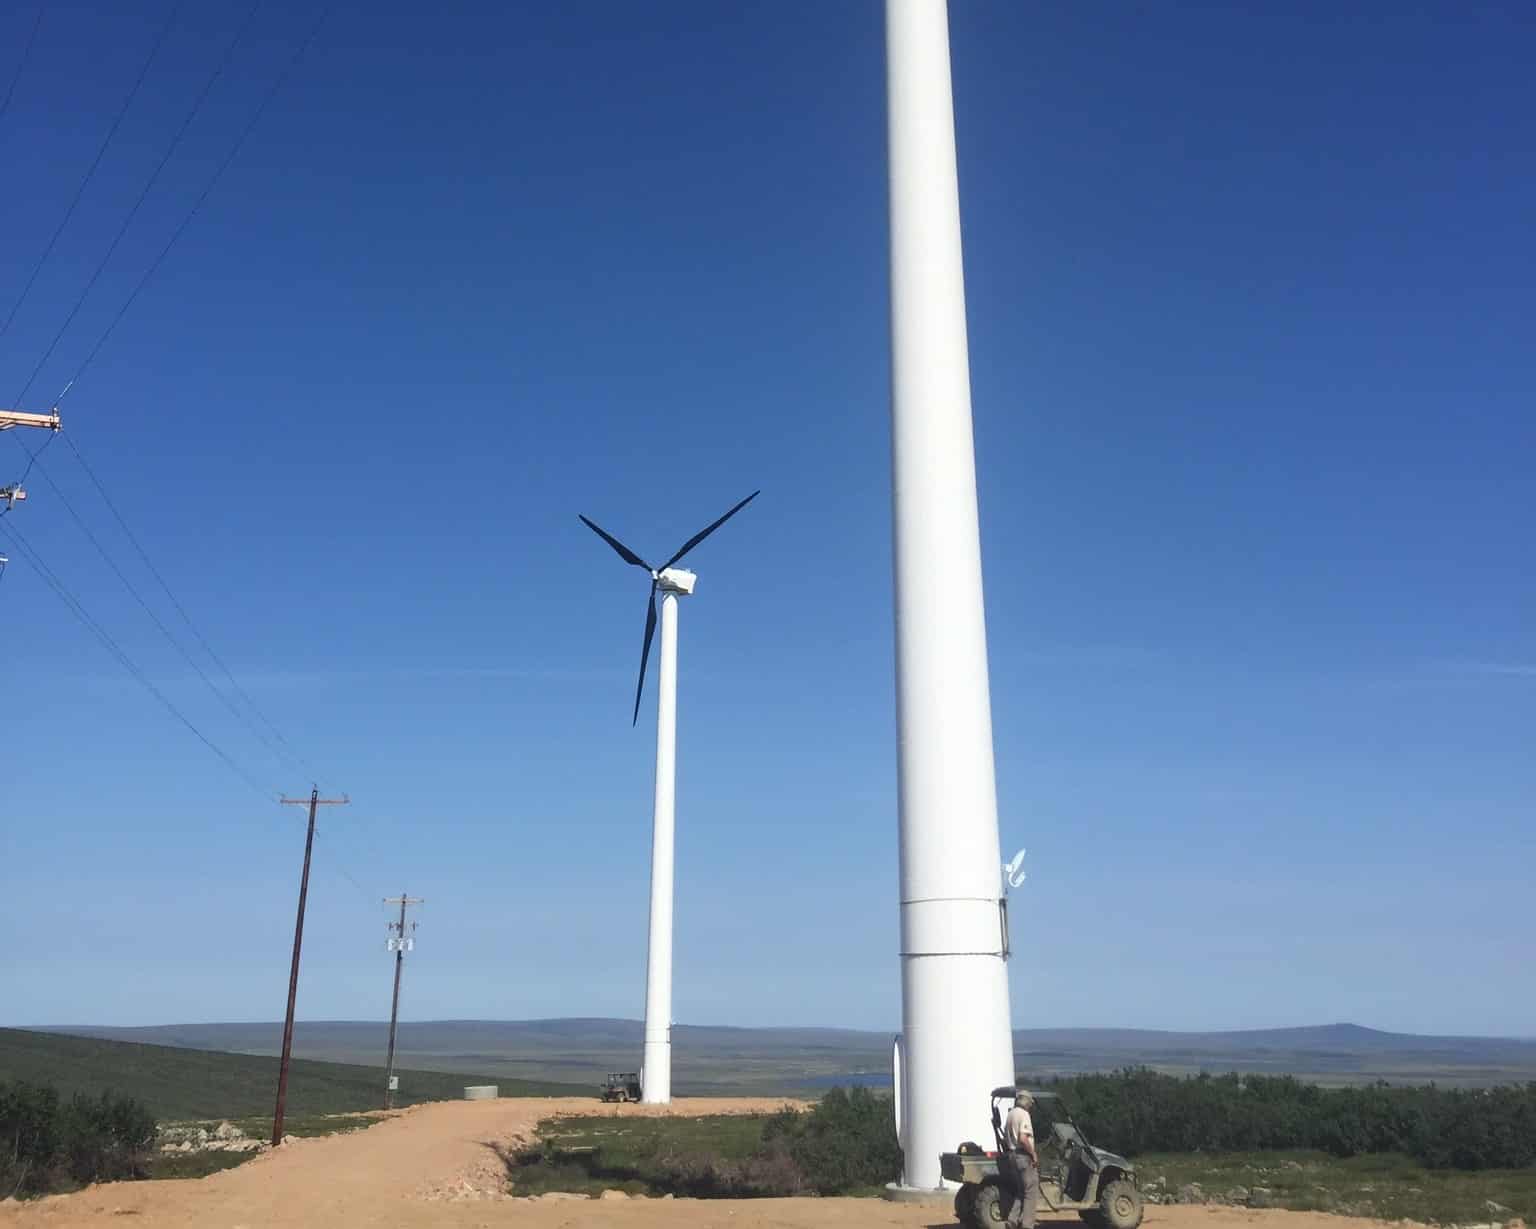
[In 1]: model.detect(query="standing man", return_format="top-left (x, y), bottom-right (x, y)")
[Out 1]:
top-left (1003, 1090), bottom-right (1041, 1228)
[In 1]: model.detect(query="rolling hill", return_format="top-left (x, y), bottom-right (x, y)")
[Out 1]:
top-left (34, 1018), bottom-right (1536, 1092)
top-left (0, 1027), bottom-right (586, 1120)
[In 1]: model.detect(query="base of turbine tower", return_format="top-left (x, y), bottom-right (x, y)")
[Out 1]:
top-left (882, 1183), bottom-right (954, 1204)
top-left (640, 1039), bottom-right (671, 1104)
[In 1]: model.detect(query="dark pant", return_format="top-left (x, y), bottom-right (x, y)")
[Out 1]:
top-left (1003, 1153), bottom-right (1040, 1229)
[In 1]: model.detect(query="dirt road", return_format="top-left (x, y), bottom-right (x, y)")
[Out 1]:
top-left (0, 1097), bottom-right (1416, 1229)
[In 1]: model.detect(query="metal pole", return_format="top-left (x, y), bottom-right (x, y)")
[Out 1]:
top-left (886, 0), bottom-right (1014, 1189)
top-left (641, 589), bottom-right (678, 1104)
top-left (383, 894), bottom-right (406, 1109)
top-left (273, 788), bottom-right (318, 1146)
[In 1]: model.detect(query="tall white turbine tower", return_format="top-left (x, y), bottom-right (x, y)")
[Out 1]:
top-left (580, 491), bottom-right (759, 1104)
top-left (885, 0), bottom-right (1015, 1190)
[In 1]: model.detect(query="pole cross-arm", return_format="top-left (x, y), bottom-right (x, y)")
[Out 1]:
top-left (0, 409), bottom-right (61, 431)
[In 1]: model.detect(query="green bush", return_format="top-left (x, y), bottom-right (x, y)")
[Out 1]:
top-left (766, 1087), bottom-right (902, 1194)
top-left (0, 1080), bottom-right (157, 1197)
top-left (651, 1143), bottom-right (807, 1197)
top-left (507, 1092), bottom-right (902, 1199)
top-left (1044, 1069), bottom-right (1536, 1171)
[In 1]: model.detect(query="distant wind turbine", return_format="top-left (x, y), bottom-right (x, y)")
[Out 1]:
top-left (579, 490), bottom-right (759, 1103)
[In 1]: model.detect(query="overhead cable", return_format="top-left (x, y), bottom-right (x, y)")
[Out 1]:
top-left (0, 516), bottom-right (278, 801)
top-left (51, 4), bottom-right (331, 409)
top-left (0, 3), bottom-right (46, 127)
top-left (13, 0), bottom-right (258, 405)
top-left (60, 427), bottom-right (319, 781)
top-left (3, 429), bottom-right (310, 781)
top-left (1, 422), bottom-right (58, 493)
top-left (0, 1), bottom-right (182, 346)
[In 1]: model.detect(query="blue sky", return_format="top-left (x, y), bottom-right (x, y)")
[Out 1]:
top-left (2, 1), bottom-right (1531, 1037)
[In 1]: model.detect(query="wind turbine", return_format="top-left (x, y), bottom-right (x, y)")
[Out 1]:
top-left (579, 489), bottom-right (759, 1103)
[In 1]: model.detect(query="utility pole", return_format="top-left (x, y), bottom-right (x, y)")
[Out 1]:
top-left (382, 893), bottom-right (423, 1110)
top-left (272, 787), bottom-right (348, 1146)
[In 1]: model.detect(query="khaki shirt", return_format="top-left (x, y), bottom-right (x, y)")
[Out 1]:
top-left (1004, 1106), bottom-right (1034, 1152)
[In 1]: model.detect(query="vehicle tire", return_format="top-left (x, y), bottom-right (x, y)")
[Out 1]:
top-left (955, 1185), bottom-right (978, 1224)
top-left (972, 1181), bottom-right (1007, 1229)
top-left (1099, 1180), bottom-right (1143, 1229)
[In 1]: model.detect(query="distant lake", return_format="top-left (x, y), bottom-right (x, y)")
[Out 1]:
top-left (804, 1072), bottom-right (893, 1088)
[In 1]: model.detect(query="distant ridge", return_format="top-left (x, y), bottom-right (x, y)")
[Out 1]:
top-left (32, 1018), bottom-right (1536, 1092)
top-left (46, 1018), bottom-right (1532, 1048)
top-left (1012, 1022), bottom-right (1530, 1051)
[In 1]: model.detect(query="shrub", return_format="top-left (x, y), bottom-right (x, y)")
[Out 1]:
top-left (653, 1143), bottom-right (807, 1197)
top-left (1044, 1069), bottom-right (1536, 1171)
top-left (766, 1086), bottom-right (902, 1193)
top-left (0, 1080), bottom-right (158, 1198)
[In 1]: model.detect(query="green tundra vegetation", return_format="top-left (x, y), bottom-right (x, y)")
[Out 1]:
top-left (0, 1028), bottom-right (582, 1119)
top-left (1047, 1069), bottom-right (1536, 1170)
top-left (508, 1073), bottom-right (1536, 1219)
top-left (6, 1039), bottom-right (1534, 1218)
top-left (1135, 1151), bottom-right (1536, 1225)
top-left (506, 1087), bottom-right (900, 1198)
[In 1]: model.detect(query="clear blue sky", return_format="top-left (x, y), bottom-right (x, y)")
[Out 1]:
top-left (2, 1), bottom-right (1531, 1037)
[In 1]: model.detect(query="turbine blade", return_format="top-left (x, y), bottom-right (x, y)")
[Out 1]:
top-left (663, 489), bottom-right (760, 569)
top-left (632, 583), bottom-right (658, 726)
top-left (579, 515), bottom-right (653, 571)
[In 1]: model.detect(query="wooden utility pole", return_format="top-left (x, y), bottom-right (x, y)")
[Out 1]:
top-left (382, 893), bottom-right (423, 1109)
top-left (272, 787), bottom-right (348, 1146)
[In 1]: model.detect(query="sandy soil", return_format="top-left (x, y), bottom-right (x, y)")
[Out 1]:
top-left (0, 1097), bottom-right (1420, 1229)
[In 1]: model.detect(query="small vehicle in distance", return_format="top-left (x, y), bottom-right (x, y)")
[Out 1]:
top-left (941, 1087), bottom-right (1143, 1229)
top-left (600, 1072), bottom-right (642, 1103)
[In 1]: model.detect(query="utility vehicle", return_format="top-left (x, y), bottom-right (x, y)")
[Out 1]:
top-left (941, 1087), bottom-right (1143, 1229)
top-left (599, 1072), bottom-right (642, 1103)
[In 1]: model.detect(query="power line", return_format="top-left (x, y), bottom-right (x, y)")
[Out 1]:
top-left (52, 4), bottom-right (331, 409)
top-left (0, 421), bottom-right (58, 498)
top-left (58, 427), bottom-right (319, 781)
top-left (0, 3), bottom-right (46, 127)
top-left (4, 429), bottom-right (310, 780)
top-left (324, 852), bottom-right (378, 907)
top-left (0, 516), bottom-right (277, 800)
top-left (13, 0), bottom-right (258, 405)
top-left (316, 806), bottom-right (402, 902)
top-left (0, 1), bottom-right (182, 346)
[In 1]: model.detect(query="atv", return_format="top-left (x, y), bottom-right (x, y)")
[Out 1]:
top-left (599, 1072), bottom-right (642, 1102)
top-left (941, 1087), bottom-right (1143, 1229)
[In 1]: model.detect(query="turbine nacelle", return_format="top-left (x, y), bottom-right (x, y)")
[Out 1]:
top-left (579, 490), bottom-right (758, 724)
top-left (655, 568), bottom-right (696, 596)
